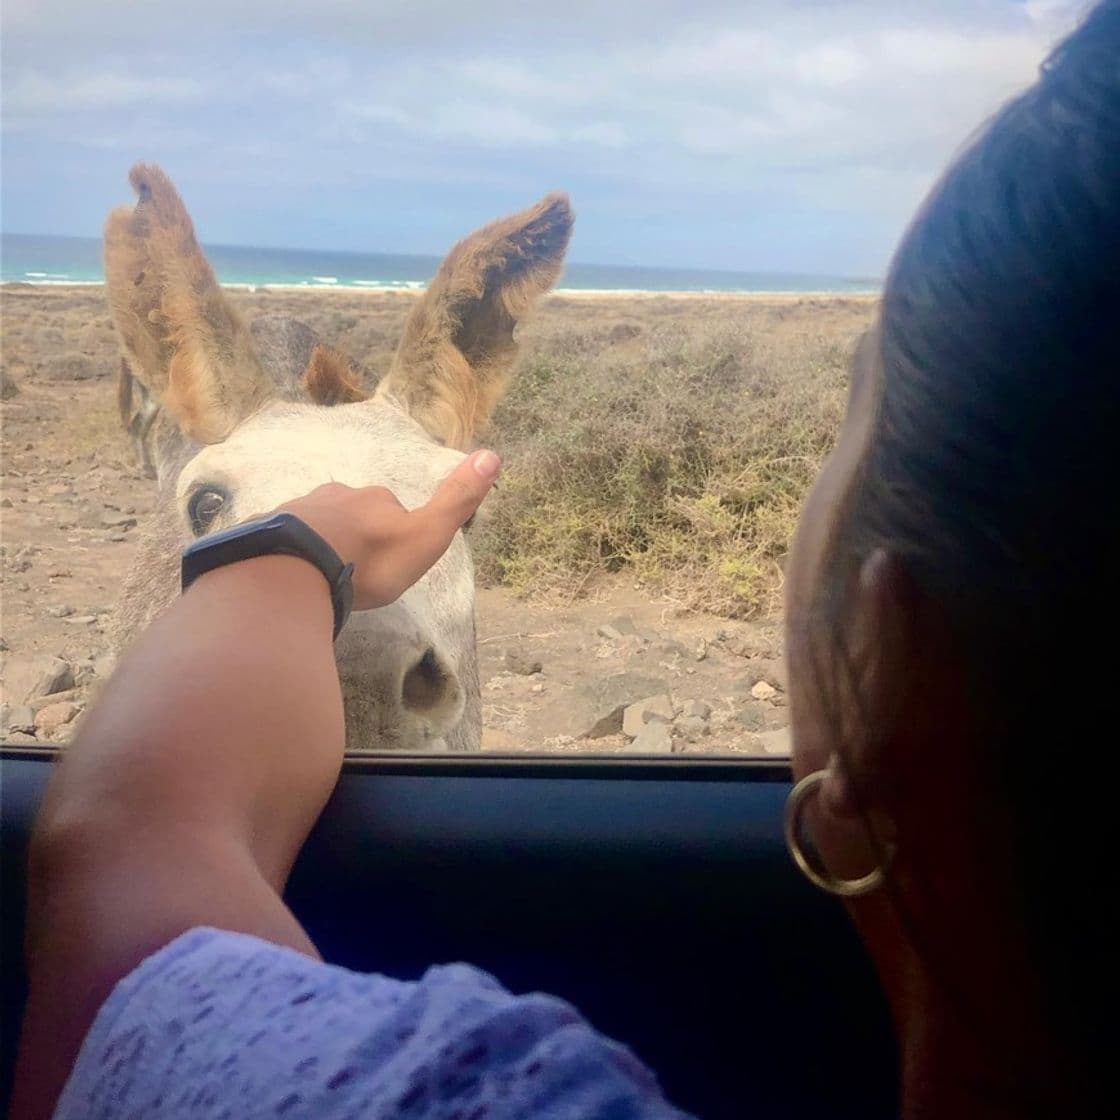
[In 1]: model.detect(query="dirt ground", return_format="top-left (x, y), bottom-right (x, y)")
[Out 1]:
top-left (0, 285), bottom-right (822, 756)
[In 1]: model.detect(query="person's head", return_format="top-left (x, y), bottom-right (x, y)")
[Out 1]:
top-left (785, 0), bottom-right (1119, 1104)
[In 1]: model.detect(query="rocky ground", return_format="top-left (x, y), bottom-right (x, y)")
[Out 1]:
top-left (471, 585), bottom-right (789, 754)
top-left (1, 286), bottom-right (791, 756)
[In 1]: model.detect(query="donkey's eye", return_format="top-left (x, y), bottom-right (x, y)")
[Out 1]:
top-left (188, 488), bottom-right (228, 536)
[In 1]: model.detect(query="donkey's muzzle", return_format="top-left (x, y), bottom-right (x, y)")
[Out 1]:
top-left (400, 646), bottom-right (462, 734)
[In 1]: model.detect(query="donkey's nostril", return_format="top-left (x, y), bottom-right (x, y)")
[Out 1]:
top-left (402, 647), bottom-right (453, 715)
top-left (400, 646), bottom-right (463, 739)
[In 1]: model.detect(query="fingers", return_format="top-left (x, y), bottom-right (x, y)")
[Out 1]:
top-left (394, 451), bottom-right (500, 585)
top-left (422, 449), bottom-right (501, 529)
top-left (271, 453), bottom-right (500, 610)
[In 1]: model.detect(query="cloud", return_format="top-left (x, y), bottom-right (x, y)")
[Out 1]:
top-left (0, 0), bottom-right (1098, 274)
top-left (316, 4), bottom-right (1086, 176)
top-left (4, 71), bottom-right (205, 117)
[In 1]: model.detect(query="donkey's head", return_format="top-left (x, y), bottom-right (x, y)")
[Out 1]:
top-left (106, 163), bottom-right (572, 751)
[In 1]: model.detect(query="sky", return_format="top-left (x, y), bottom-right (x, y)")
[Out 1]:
top-left (0, 0), bottom-right (1094, 277)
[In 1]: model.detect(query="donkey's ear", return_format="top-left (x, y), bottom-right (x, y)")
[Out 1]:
top-left (302, 344), bottom-right (369, 406)
top-left (104, 163), bottom-right (272, 443)
top-left (376, 192), bottom-right (573, 449)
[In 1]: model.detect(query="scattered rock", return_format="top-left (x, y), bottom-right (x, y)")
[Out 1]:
top-left (681, 699), bottom-right (712, 720)
top-left (676, 716), bottom-right (710, 740)
top-left (750, 680), bottom-right (778, 702)
top-left (530, 682), bottom-right (546, 694)
top-left (615, 633), bottom-right (652, 657)
top-left (628, 719), bottom-right (673, 753)
top-left (29, 688), bottom-right (80, 712)
top-left (653, 636), bottom-right (690, 659)
top-left (622, 694), bottom-right (674, 738)
top-left (757, 727), bottom-right (792, 755)
top-left (542, 672), bottom-right (670, 739)
top-left (70, 654), bottom-right (118, 688)
top-left (34, 701), bottom-right (79, 735)
top-left (750, 658), bottom-right (788, 692)
top-left (62, 615), bottom-right (99, 626)
top-left (503, 648), bottom-right (543, 676)
top-left (3, 705), bottom-right (36, 734)
top-left (108, 533), bottom-right (127, 543)
top-left (74, 507), bottom-right (109, 529)
top-left (736, 705), bottom-right (766, 732)
top-left (3, 655), bottom-right (74, 705)
top-left (102, 511), bottom-right (138, 529)
top-left (47, 604), bottom-right (76, 618)
top-left (694, 638), bottom-right (709, 662)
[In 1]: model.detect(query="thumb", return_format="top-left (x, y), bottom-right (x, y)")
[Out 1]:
top-left (423, 449), bottom-right (501, 529)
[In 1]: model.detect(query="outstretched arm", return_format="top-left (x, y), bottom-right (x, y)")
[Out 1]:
top-left (11, 450), bottom-right (500, 1120)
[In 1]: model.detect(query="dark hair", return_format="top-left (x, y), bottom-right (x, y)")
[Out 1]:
top-left (815, 0), bottom-right (1119, 1093)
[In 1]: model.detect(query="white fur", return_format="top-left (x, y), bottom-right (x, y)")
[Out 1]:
top-left (167, 397), bottom-right (480, 752)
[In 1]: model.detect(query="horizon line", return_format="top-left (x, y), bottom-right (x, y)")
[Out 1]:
top-left (0, 230), bottom-right (883, 285)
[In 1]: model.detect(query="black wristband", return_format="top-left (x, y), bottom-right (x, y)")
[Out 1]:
top-left (181, 512), bottom-right (354, 639)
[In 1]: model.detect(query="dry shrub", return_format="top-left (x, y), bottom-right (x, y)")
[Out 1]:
top-left (38, 351), bottom-right (107, 381)
top-left (475, 299), bottom-right (872, 617)
top-left (1, 365), bottom-right (20, 399)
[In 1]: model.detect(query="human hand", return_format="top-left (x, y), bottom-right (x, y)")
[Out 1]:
top-left (277, 449), bottom-right (500, 610)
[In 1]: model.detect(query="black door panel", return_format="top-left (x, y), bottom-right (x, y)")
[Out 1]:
top-left (1, 750), bottom-right (896, 1118)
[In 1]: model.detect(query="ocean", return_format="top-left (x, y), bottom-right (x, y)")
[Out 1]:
top-left (0, 233), bottom-right (879, 294)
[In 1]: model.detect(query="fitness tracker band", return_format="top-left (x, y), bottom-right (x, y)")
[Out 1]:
top-left (181, 512), bottom-right (354, 639)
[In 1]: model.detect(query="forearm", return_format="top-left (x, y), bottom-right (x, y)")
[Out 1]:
top-left (35, 555), bottom-right (343, 881)
top-left (14, 555), bottom-right (345, 1118)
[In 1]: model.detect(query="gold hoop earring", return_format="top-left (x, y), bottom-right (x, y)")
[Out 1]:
top-left (783, 769), bottom-right (893, 898)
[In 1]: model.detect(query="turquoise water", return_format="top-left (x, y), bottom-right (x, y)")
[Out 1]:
top-left (1, 233), bottom-right (879, 294)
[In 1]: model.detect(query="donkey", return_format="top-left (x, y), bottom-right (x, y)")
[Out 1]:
top-left (105, 164), bottom-right (572, 751)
